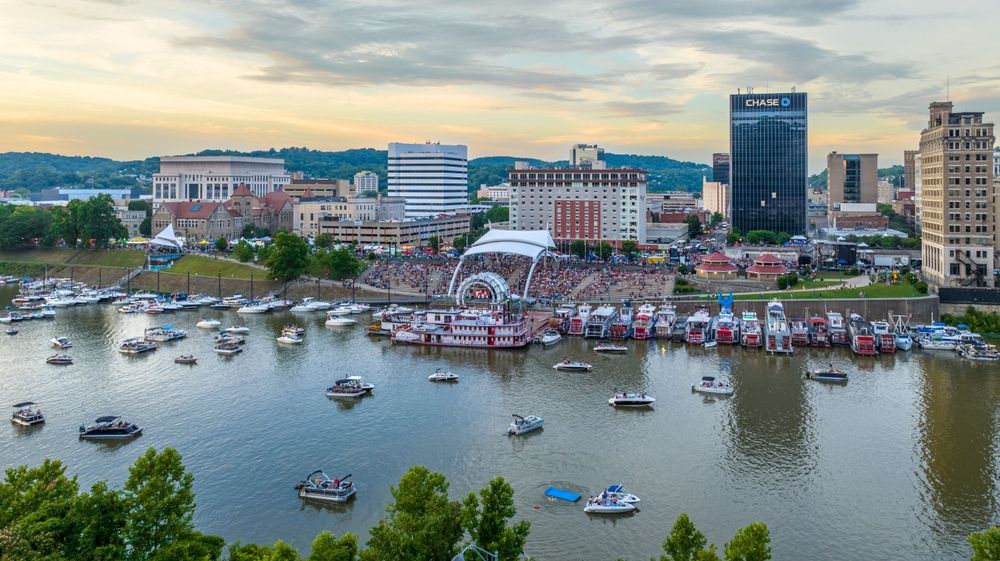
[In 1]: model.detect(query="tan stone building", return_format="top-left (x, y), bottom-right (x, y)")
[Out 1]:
top-left (294, 195), bottom-right (406, 238)
top-left (317, 214), bottom-right (471, 246)
top-left (827, 152), bottom-right (878, 220)
top-left (226, 185), bottom-right (294, 233)
top-left (151, 201), bottom-right (242, 242)
top-left (283, 179), bottom-right (352, 200)
top-left (701, 180), bottom-right (729, 219)
top-left (919, 101), bottom-right (995, 287)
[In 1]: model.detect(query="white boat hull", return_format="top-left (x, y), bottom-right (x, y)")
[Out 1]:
top-left (584, 503), bottom-right (636, 514)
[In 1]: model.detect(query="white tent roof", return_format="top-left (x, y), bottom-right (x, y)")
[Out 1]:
top-left (150, 224), bottom-right (183, 250)
top-left (463, 228), bottom-right (555, 260)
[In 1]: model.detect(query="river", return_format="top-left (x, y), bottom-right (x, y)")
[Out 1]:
top-left (1, 286), bottom-right (997, 560)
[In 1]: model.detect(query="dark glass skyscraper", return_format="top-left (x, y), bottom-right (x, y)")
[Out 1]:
top-left (729, 92), bottom-right (807, 235)
top-left (712, 153), bottom-right (730, 184)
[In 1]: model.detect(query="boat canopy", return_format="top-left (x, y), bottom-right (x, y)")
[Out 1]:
top-left (12, 401), bottom-right (36, 408)
top-left (702, 376), bottom-right (716, 382)
top-left (94, 416), bottom-right (120, 423)
top-left (512, 414), bottom-right (525, 421)
top-left (607, 484), bottom-right (624, 493)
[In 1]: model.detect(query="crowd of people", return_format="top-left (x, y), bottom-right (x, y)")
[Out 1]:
top-left (575, 267), bottom-right (673, 300)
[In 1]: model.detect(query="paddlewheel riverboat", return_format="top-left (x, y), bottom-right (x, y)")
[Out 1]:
top-left (808, 315), bottom-right (831, 347)
top-left (685, 307), bottom-right (711, 345)
top-left (740, 311), bottom-right (762, 348)
top-left (608, 302), bottom-right (634, 340)
top-left (827, 311), bottom-right (848, 345)
top-left (631, 303), bottom-right (657, 340)
top-left (392, 307), bottom-right (529, 348)
top-left (847, 313), bottom-right (877, 356)
top-left (568, 304), bottom-right (591, 336)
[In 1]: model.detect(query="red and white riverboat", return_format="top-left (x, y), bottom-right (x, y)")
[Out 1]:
top-left (391, 307), bottom-right (529, 348)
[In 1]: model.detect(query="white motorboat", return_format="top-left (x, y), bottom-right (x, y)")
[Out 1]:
top-left (290, 303), bottom-right (313, 313)
top-left (507, 414), bottom-right (543, 435)
top-left (895, 333), bottom-right (913, 351)
top-left (703, 341), bottom-right (718, 349)
top-left (119, 337), bottom-right (157, 354)
top-left (143, 326), bottom-right (187, 342)
top-left (174, 355), bottom-right (198, 364)
top-left (282, 324), bottom-right (305, 335)
top-left (328, 306), bottom-right (353, 317)
top-left (196, 319), bottom-right (221, 329)
top-left (584, 495), bottom-right (636, 514)
top-left (608, 392), bottom-right (656, 407)
top-left (237, 303), bottom-right (269, 314)
top-left (350, 303), bottom-right (370, 313)
top-left (917, 336), bottom-right (957, 351)
top-left (325, 376), bottom-right (374, 398)
top-left (296, 471), bottom-right (356, 503)
top-left (428, 368), bottom-right (459, 382)
top-left (46, 354), bottom-right (74, 365)
top-left (372, 305), bottom-right (413, 319)
top-left (602, 484), bottom-right (640, 504)
top-left (222, 295), bottom-right (246, 307)
top-left (213, 344), bottom-right (243, 355)
top-left (222, 325), bottom-right (250, 335)
top-left (276, 334), bottom-right (303, 345)
top-left (691, 376), bottom-right (734, 396)
top-left (325, 317), bottom-right (358, 327)
top-left (553, 359), bottom-right (592, 371)
top-left (11, 402), bottom-right (44, 426)
top-left (539, 329), bottom-right (562, 346)
top-left (593, 342), bottom-right (627, 354)
top-left (79, 416), bottom-right (142, 440)
top-left (5, 326), bottom-right (17, 335)
top-left (51, 336), bottom-right (73, 349)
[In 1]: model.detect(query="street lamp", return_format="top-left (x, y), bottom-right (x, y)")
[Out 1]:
top-left (452, 544), bottom-right (497, 561)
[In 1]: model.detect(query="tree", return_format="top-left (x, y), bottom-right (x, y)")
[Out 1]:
top-left (67, 480), bottom-right (127, 561)
top-left (315, 233), bottom-right (334, 249)
top-left (122, 448), bottom-right (196, 561)
top-left (0, 205), bottom-right (52, 249)
top-left (427, 236), bottom-right (440, 254)
top-left (80, 194), bottom-right (128, 246)
top-left (0, 458), bottom-right (80, 560)
top-left (709, 212), bottom-right (724, 227)
top-left (686, 215), bottom-right (702, 238)
top-left (309, 531), bottom-right (359, 561)
top-left (570, 240), bottom-right (587, 258)
top-left (461, 476), bottom-right (530, 561)
top-left (51, 202), bottom-right (83, 246)
top-left (453, 235), bottom-right (468, 252)
top-left (324, 247), bottom-right (362, 280)
top-left (229, 540), bottom-right (300, 561)
top-left (139, 217), bottom-right (152, 237)
top-left (265, 231), bottom-right (310, 282)
top-left (242, 224), bottom-right (258, 239)
top-left (233, 239), bottom-right (254, 263)
top-left (726, 231), bottom-right (741, 245)
top-left (621, 240), bottom-right (639, 259)
top-left (148, 532), bottom-right (225, 561)
top-left (661, 513), bottom-right (709, 561)
top-left (361, 466), bottom-right (463, 561)
top-left (723, 522), bottom-right (771, 561)
top-left (214, 237), bottom-right (229, 253)
top-left (969, 527), bottom-right (1000, 561)
top-left (595, 242), bottom-right (613, 261)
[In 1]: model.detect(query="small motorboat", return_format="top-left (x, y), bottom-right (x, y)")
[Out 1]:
top-left (214, 334), bottom-right (247, 346)
top-left (703, 341), bottom-right (718, 349)
top-left (46, 354), bottom-right (74, 365)
top-left (691, 376), bottom-right (734, 396)
top-left (196, 319), bottom-right (221, 329)
top-left (608, 392), bottom-right (656, 407)
top-left (119, 337), bottom-right (157, 354)
top-left (328, 306), bottom-right (353, 317)
top-left (593, 342), bottom-right (628, 353)
top-left (603, 484), bottom-right (640, 504)
top-left (958, 343), bottom-right (1000, 361)
top-left (237, 303), bottom-right (269, 314)
top-left (295, 471), bottom-right (356, 503)
top-left (508, 414), bottom-right (544, 435)
top-left (553, 359), bottom-right (593, 371)
top-left (282, 324), bottom-right (305, 335)
top-left (51, 336), bottom-right (73, 349)
top-left (174, 355), bottom-right (198, 365)
top-left (325, 317), bottom-right (358, 327)
top-left (539, 329), bottom-right (562, 346)
top-left (805, 365), bottom-right (849, 383)
top-left (325, 376), bottom-right (375, 398)
top-left (5, 326), bottom-right (17, 335)
top-left (143, 326), bottom-right (187, 342)
top-left (79, 416), bottom-right (142, 440)
top-left (213, 342), bottom-right (243, 355)
top-left (583, 495), bottom-right (636, 514)
top-left (428, 368), bottom-right (459, 382)
top-left (11, 402), bottom-right (44, 426)
top-left (276, 334), bottom-right (303, 345)
top-left (222, 325), bottom-right (250, 335)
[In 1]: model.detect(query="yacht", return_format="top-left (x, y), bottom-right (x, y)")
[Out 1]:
top-left (826, 311), bottom-right (848, 345)
top-left (654, 302), bottom-right (677, 339)
top-left (789, 318), bottom-right (810, 347)
top-left (631, 303), bottom-right (658, 340)
top-left (428, 368), bottom-right (459, 382)
top-left (222, 294), bottom-right (246, 307)
top-left (808, 315), bottom-right (830, 347)
top-left (553, 359), bottom-right (592, 371)
top-left (291, 297), bottom-right (332, 312)
top-left (917, 335), bottom-right (957, 351)
top-left (46, 354), bottom-right (74, 365)
top-left (805, 365), bottom-right (849, 383)
top-left (328, 305), bottom-right (353, 317)
top-left (221, 325), bottom-right (250, 335)
top-left (609, 302), bottom-right (634, 340)
top-left (196, 319), bottom-right (221, 329)
top-left (143, 326), bottom-right (187, 342)
top-left (584, 495), bottom-right (636, 514)
top-left (11, 402), bottom-right (44, 426)
top-left (889, 313), bottom-right (913, 351)
top-left (870, 320), bottom-right (895, 353)
top-left (691, 376), bottom-right (734, 396)
top-left (608, 392), bottom-right (655, 407)
top-left (764, 300), bottom-right (793, 354)
top-left (237, 302), bottom-right (269, 314)
top-left (50, 336), bottom-right (73, 349)
top-left (684, 307), bottom-right (711, 345)
top-left (295, 471), bottom-right (355, 503)
top-left (325, 316), bottom-right (358, 327)
top-left (713, 309), bottom-right (739, 345)
top-left (507, 414), bottom-right (543, 435)
top-left (539, 329), bottom-right (562, 346)
top-left (325, 376), bottom-right (374, 398)
top-left (555, 303), bottom-right (578, 333)
top-left (847, 313), bottom-right (877, 356)
top-left (593, 342), bottom-right (628, 353)
top-left (584, 306), bottom-right (617, 339)
top-left (739, 311), bottom-right (762, 348)
top-left (119, 337), bottom-right (157, 354)
top-left (568, 304), bottom-right (592, 336)
top-left (78, 416), bottom-right (142, 440)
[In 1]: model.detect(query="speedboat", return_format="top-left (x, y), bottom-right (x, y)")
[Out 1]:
top-left (11, 402), bottom-right (44, 426)
top-left (805, 365), bottom-right (849, 383)
top-left (584, 495), bottom-right (636, 514)
top-left (282, 324), bottom-right (305, 335)
top-left (5, 326), bottom-right (17, 335)
top-left (0, 312), bottom-right (24, 323)
top-left (593, 342), bottom-right (628, 354)
top-left (196, 319), bottom-right (221, 329)
top-left (507, 414), bottom-right (543, 435)
top-left (325, 376), bottom-right (374, 398)
top-left (222, 325), bottom-right (250, 335)
top-left (51, 336), bottom-right (73, 349)
top-left (703, 341), bottom-right (718, 349)
top-left (237, 303), bottom-right (269, 314)
top-left (553, 359), bottom-right (592, 371)
top-left (539, 329), bottom-right (562, 346)
top-left (328, 306), bottom-right (353, 317)
top-left (691, 376), bottom-right (734, 396)
top-left (214, 334), bottom-right (246, 346)
top-left (608, 392), bottom-right (656, 407)
top-left (895, 332), bottom-right (913, 351)
top-left (79, 416), bottom-right (142, 440)
top-left (325, 317), bottom-right (358, 327)
top-left (119, 337), bottom-right (157, 354)
top-left (276, 334), bottom-right (303, 345)
top-left (174, 355), bottom-right (198, 364)
top-left (295, 471), bottom-right (356, 503)
top-left (46, 354), bottom-right (74, 365)
top-left (602, 484), bottom-right (640, 504)
top-left (428, 368), bottom-right (459, 382)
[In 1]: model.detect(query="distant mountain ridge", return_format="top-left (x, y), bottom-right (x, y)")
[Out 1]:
top-left (0, 148), bottom-right (711, 193)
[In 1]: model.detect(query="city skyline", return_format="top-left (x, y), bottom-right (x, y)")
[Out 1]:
top-left (2, 0), bottom-right (999, 170)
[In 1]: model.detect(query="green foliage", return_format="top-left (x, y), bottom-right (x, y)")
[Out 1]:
top-left (48, 195), bottom-right (127, 247)
top-left (265, 231), bottom-right (310, 282)
top-left (427, 236), bottom-right (440, 253)
top-left (308, 532), bottom-right (358, 561)
top-left (0, 458), bottom-right (80, 560)
top-left (233, 240), bottom-right (254, 263)
top-left (621, 240), bottom-right (639, 258)
top-left (460, 477), bottom-right (530, 561)
top-left (726, 231), bottom-right (741, 245)
top-left (709, 212), bottom-right (724, 227)
top-left (317, 247), bottom-right (362, 281)
top-left (229, 540), bottom-right (301, 561)
top-left (147, 532), bottom-right (224, 561)
top-left (569, 240), bottom-right (587, 258)
top-left (848, 267), bottom-right (861, 276)
top-left (686, 215), bottom-right (702, 238)
top-left (0, 205), bottom-right (53, 249)
top-left (361, 466), bottom-right (463, 561)
top-left (942, 306), bottom-right (1000, 337)
top-left (776, 273), bottom-right (799, 290)
top-left (214, 237), bottom-right (228, 253)
top-left (67, 481), bottom-right (127, 561)
top-left (242, 224), bottom-right (270, 239)
top-left (122, 448), bottom-right (196, 561)
top-left (744, 230), bottom-right (780, 246)
top-left (452, 236), bottom-right (468, 252)
top-left (660, 513), bottom-right (709, 561)
top-left (969, 527), bottom-right (1000, 561)
top-left (314, 233), bottom-right (334, 249)
top-left (470, 206), bottom-right (509, 231)
top-left (595, 242), bottom-right (613, 261)
top-left (723, 522), bottom-right (771, 561)
top-left (915, 281), bottom-right (928, 294)
top-left (139, 217), bottom-right (151, 237)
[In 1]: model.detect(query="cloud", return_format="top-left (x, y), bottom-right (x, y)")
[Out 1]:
top-left (603, 100), bottom-right (683, 120)
top-left (516, 92), bottom-right (584, 103)
top-left (610, 0), bottom-right (861, 26)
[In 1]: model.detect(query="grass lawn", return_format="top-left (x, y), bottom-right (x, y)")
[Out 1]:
top-left (0, 249), bottom-right (145, 268)
top-left (797, 279), bottom-right (845, 289)
top-left (734, 282), bottom-right (924, 301)
top-left (165, 255), bottom-right (264, 280)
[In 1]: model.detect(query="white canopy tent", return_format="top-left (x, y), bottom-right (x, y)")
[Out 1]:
top-left (447, 228), bottom-right (557, 301)
top-left (149, 224), bottom-right (183, 251)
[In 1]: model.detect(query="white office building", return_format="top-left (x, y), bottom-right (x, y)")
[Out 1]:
top-left (388, 142), bottom-right (468, 218)
top-left (354, 171), bottom-right (379, 193)
top-left (153, 156), bottom-right (290, 206)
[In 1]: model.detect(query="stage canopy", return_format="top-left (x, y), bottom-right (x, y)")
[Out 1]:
top-left (149, 224), bottom-right (183, 250)
top-left (448, 228), bottom-right (557, 302)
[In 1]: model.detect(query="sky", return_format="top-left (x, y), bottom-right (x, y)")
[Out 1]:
top-left (1, 0), bottom-right (999, 172)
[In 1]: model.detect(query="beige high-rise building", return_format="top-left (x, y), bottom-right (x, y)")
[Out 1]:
top-left (904, 150), bottom-right (918, 191)
top-left (919, 101), bottom-right (995, 288)
top-left (702, 179), bottom-right (730, 219)
top-left (827, 152), bottom-right (878, 220)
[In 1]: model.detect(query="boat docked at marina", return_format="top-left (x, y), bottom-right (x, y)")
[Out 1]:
top-left (608, 392), bottom-right (655, 407)
top-left (692, 376), bottom-right (734, 396)
top-left (584, 306), bottom-right (618, 339)
top-left (808, 315), bottom-right (831, 347)
top-left (805, 365), bottom-right (849, 383)
top-left (609, 303), bottom-right (634, 340)
top-left (568, 304), bottom-right (592, 336)
top-left (765, 300), bottom-right (793, 354)
top-left (917, 335), bottom-right (957, 350)
top-left (51, 336), bottom-right (73, 349)
top-left (79, 416), bottom-right (142, 440)
top-left (325, 376), bottom-right (374, 398)
top-left (295, 471), bottom-right (356, 503)
top-left (957, 343), bottom-right (1000, 361)
top-left (538, 329), bottom-right (562, 346)
top-left (12, 402), bottom-right (44, 426)
top-left (508, 414), bottom-right (543, 435)
top-left (685, 307), bottom-right (711, 345)
top-left (889, 313), bottom-right (913, 351)
top-left (555, 303), bottom-right (578, 333)
top-left (325, 316), bottom-right (358, 327)
top-left (46, 354), bottom-right (73, 365)
top-left (391, 307), bottom-right (529, 348)
top-left (790, 318), bottom-right (810, 347)
top-left (654, 302), bottom-right (677, 339)
top-left (740, 311), bottom-right (762, 348)
top-left (119, 337), bottom-right (157, 354)
top-left (428, 368), bottom-right (459, 382)
top-left (593, 342), bottom-right (628, 353)
top-left (553, 359), bottom-right (592, 371)
top-left (827, 311), bottom-right (848, 345)
top-left (713, 306), bottom-right (739, 345)
top-left (237, 302), bottom-right (269, 314)
top-left (847, 313), bottom-right (877, 356)
top-left (631, 303), bottom-right (658, 340)
top-left (291, 297), bottom-right (332, 312)
top-left (143, 325), bottom-right (187, 342)
top-left (870, 320), bottom-right (895, 353)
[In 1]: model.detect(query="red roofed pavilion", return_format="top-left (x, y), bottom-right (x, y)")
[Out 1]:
top-left (746, 253), bottom-right (790, 280)
top-left (695, 252), bottom-right (738, 280)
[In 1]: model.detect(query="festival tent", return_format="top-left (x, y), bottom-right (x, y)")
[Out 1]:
top-left (149, 224), bottom-right (183, 250)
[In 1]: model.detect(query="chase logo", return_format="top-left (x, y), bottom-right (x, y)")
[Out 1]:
top-left (780, 97), bottom-right (791, 107)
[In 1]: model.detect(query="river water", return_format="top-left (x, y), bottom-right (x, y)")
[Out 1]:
top-left (1, 286), bottom-right (998, 561)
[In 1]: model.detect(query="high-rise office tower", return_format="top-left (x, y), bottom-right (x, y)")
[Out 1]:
top-left (919, 101), bottom-right (995, 287)
top-left (904, 150), bottom-right (918, 191)
top-left (729, 92), bottom-right (808, 235)
top-left (712, 153), bottom-right (730, 184)
top-left (388, 142), bottom-right (468, 218)
top-left (827, 152), bottom-right (878, 208)
top-left (354, 171), bottom-right (379, 193)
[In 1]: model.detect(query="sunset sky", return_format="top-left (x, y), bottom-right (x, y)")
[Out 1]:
top-left (2, 0), bottom-right (998, 171)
